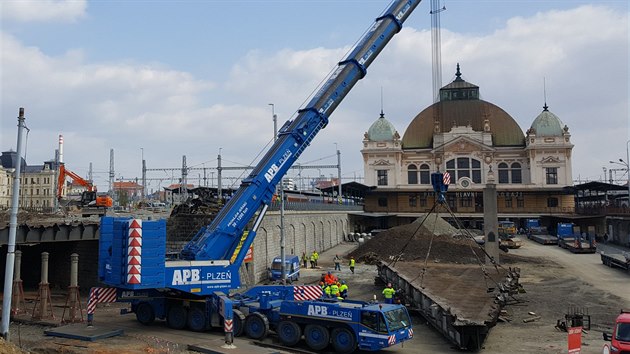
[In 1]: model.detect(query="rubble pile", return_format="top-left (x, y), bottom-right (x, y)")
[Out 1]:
top-left (349, 215), bottom-right (485, 264)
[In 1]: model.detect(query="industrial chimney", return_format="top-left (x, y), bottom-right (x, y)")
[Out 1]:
top-left (58, 134), bottom-right (64, 163)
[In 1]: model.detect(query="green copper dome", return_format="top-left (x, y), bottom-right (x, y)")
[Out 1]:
top-left (367, 111), bottom-right (397, 141)
top-left (530, 104), bottom-right (565, 136)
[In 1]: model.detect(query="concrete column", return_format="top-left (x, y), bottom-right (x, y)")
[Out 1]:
top-left (483, 170), bottom-right (499, 265)
top-left (14, 251), bottom-right (22, 281)
top-left (41, 252), bottom-right (49, 284)
top-left (70, 253), bottom-right (79, 287)
top-left (33, 252), bottom-right (54, 320)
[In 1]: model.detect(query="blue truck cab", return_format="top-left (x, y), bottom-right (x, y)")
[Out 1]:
top-left (269, 255), bottom-right (300, 282)
top-left (277, 300), bottom-right (413, 353)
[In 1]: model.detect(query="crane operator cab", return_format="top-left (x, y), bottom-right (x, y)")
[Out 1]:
top-left (357, 305), bottom-right (414, 350)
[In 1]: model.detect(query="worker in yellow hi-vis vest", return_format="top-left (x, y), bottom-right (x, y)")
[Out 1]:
top-left (382, 283), bottom-right (396, 304)
top-left (349, 256), bottom-right (355, 274)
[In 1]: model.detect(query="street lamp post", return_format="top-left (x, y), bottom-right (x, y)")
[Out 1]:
top-left (269, 103), bottom-right (285, 284)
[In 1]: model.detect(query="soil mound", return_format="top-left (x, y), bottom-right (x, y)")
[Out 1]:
top-left (349, 216), bottom-right (485, 265)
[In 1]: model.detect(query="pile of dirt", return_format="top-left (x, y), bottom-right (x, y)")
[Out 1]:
top-left (349, 216), bottom-right (485, 265)
top-left (0, 337), bottom-right (28, 354)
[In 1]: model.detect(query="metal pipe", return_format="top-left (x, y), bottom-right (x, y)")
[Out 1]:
top-left (1, 107), bottom-right (27, 339)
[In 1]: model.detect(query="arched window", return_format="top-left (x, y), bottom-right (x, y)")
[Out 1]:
top-left (498, 163), bottom-right (509, 184)
top-left (511, 162), bottom-right (522, 184)
top-left (420, 164), bottom-right (431, 184)
top-left (407, 164), bottom-right (418, 184)
top-left (446, 158), bottom-right (482, 184)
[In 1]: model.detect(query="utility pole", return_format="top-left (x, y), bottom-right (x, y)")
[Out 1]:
top-left (2, 107), bottom-right (27, 339)
top-left (181, 155), bottom-right (188, 201)
top-left (271, 103), bottom-right (286, 284)
top-left (217, 149), bottom-right (222, 200)
top-left (336, 144), bottom-right (342, 204)
top-left (109, 149), bottom-right (115, 203)
top-left (141, 148), bottom-right (146, 200)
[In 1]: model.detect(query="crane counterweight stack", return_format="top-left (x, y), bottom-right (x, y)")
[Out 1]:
top-left (92, 1), bottom-right (423, 352)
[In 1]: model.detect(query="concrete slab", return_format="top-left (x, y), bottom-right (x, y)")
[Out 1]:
top-left (44, 323), bottom-right (123, 341)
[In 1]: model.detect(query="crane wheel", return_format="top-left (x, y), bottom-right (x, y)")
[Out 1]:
top-left (244, 312), bottom-right (269, 339)
top-left (232, 309), bottom-right (245, 337)
top-left (166, 305), bottom-right (188, 330)
top-left (331, 327), bottom-right (356, 354)
top-left (187, 306), bottom-right (208, 332)
top-left (277, 321), bottom-right (301, 347)
top-left (304, 324), bottom-right (330, 351)
top-left (134, 302), bottom-right (155, 325)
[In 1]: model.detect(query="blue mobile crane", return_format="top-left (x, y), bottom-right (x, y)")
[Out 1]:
top-left (92, 1), bottom-right (422, 352)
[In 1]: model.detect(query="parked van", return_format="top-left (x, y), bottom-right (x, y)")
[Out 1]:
top-left (269, 255), bottom-right (300, 282)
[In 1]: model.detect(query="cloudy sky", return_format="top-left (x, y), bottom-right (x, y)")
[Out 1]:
top-left (1, 0), bottom-right (628, 194)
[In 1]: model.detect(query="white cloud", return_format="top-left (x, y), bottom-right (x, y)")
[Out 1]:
top-left (0, 0), bottom-right (87, 23)
top-left (0, 4), bottom-right (627, 191)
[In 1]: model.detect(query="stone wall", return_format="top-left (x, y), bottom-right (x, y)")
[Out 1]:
top-left (248, 211), bottom-right (349, 284)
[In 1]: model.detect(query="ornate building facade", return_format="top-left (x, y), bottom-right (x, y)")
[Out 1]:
top-left (361, 65), bottom-right (574, 229)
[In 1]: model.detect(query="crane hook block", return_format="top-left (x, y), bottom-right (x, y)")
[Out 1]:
top-left (431, 172), bottom-right (450, 203)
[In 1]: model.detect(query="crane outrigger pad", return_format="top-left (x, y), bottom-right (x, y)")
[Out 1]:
top-left (44, 323), bottom-right (123, 341)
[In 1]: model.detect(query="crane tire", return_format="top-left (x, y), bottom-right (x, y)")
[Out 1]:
top-left (304, 324), bottom-right (330, 351)
top-left (277, 321), bottom-right (302, 347)
top-left (331, 327), bottom-right (356, 354)
top-left (166, 305), bottom-right (188, 330)
top-left (232, 309), bottom-right (245, 337)
top-left (135, 302), bottom-right (155, 325)
top-left (187, 306), bottom-right (207, 332)
top-left (244, 312), bottom-right (269, 339)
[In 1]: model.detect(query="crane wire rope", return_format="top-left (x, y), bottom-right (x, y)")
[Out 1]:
top-left (440, 200), bottom-right (506, 291)
top-left (388, 200), bottom-right (440, 268)
top-left (419, 202), bottom-right (442, 288)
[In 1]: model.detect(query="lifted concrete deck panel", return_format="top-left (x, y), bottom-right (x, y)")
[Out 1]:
top-left (378, 261), bottom-right (517, 350)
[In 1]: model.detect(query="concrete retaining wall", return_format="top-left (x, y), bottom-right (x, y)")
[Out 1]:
top-left (250, 211), bottom-right (349, 284)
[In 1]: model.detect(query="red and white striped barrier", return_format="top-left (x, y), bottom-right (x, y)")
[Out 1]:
top-left (293, 285), bottom-right (323, 300)
top-left (87, 287), bottom-right (117, 315)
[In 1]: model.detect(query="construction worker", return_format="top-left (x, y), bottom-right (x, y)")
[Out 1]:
top-left (302, 252), bottom-right (308, 269)
top-left (310, 253), bottom-right (316, 268)
top-left (313, 250), bottom-right (319, 267)
top-left (349, 256), bottom-right (355, 274)
top-left (319, 281), bottom-right (326, 297)
top-left (323, 283), bottom-right (332, 298)
top-left (382, 283), bottom-right (396, 304)
top-left (324, 271), bottom-right (337, 285)
top-left (330, 282), bottom-right (340, 299)
top-left (333, 254), bottom-right (341, 271)
top-left (339, 280), bottom-right (348, 299)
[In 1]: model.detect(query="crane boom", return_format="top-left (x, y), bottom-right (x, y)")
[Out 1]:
top-left (181, 0), bottom-right (421, 261)
top-left (96, 4), bottom-right (423, 350)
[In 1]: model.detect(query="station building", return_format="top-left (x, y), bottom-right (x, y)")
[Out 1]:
top-left (361, 65), bottom-right (575, 230)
